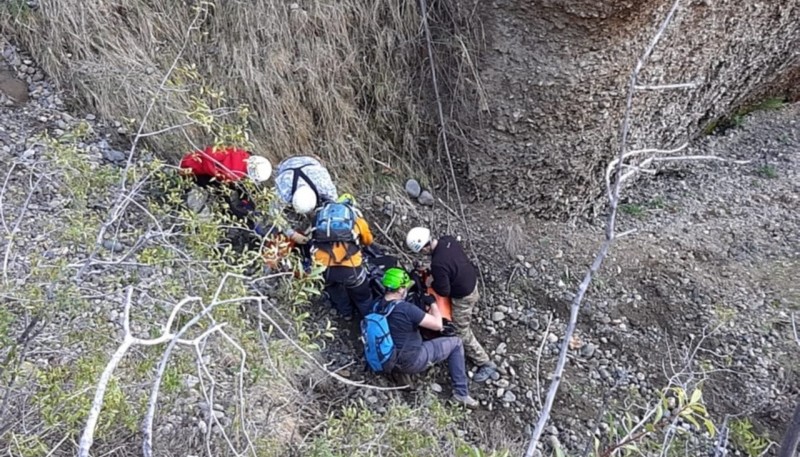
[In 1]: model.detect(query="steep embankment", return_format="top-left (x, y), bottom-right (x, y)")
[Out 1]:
top-left (462, 0), bottom-right (800, 218)
top-left (0, 0), bottom-right (450, 183)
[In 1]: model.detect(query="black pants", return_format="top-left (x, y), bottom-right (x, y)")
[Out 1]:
top-left (324, 266), bottom-right (373, 318)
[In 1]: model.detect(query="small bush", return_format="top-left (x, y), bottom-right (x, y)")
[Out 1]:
top-left (305, 398), bottom-right (472, 457)
top-left (620, 203), bottom-right (644, 217)
top-left (704, 96), bottom-right (787, 135)
top-left (730, 419), bottom-right (771, 457)
top-left (757, 165), bottom-right (778, 179)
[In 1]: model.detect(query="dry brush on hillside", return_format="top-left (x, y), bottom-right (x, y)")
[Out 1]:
top-left (1, 0), bottom-right (478, 187)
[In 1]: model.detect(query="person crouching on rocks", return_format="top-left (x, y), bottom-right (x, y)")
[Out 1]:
top-left (376, 267), bottom-right (479, 408)
top-left (310, 194), bottom-right (374, 321)
top-left (405, 227), bottom-right (498, 383)
top-left (179, 145), bottom-right (272, 235)
top-left (272, 155), bottom-right (338, 245)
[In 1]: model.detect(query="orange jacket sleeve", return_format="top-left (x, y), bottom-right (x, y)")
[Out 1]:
top-left (356, 217), bottom-right (373, 246)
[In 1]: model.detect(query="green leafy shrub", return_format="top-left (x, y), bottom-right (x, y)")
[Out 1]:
top-left (307, 398), bottom-right (473, 457)
top-left (730, 419), bottom-right (771, 457)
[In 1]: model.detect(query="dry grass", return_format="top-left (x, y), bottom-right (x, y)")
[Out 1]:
top-left (0, 0), bottom-right (445, 188)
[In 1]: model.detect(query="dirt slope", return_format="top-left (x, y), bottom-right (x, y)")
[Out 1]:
top-left (462, 0), bottom-right (800, 219)
top-left (452, 102), bottom-right (799, 451)
top-left (324, 101), bottom-right (799, 454)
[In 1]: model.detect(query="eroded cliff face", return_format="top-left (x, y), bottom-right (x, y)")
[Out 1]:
top-left (463, 0), bottom-right (800, 218)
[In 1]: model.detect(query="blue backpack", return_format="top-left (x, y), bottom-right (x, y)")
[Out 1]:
top-left (361, 300), bottom-right (398, 373)
top-left (312, 201), bottom-right (357, 244)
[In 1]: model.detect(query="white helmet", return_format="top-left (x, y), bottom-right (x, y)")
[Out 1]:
top-left (292, 185), bottom-right (317, 214)
top-left (246, 155), bottom-right (272, 182)
top-left (406, 227), bottom-right (431, 253)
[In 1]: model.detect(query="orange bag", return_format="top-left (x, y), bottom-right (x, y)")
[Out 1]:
top-left (420, 270), bottom-right (453, 320)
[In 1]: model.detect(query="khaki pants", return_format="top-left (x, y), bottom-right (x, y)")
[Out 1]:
top-left (451, 285), bottom-right (490, 365)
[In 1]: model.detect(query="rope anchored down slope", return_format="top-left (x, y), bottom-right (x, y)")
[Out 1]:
top-left (417, 0), bottom-right (488, 299)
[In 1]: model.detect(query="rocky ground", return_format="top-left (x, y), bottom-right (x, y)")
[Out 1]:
top-left (2, 39), bottom-right (798, 456)
top-left (323, 102), bottom-right (800, 453)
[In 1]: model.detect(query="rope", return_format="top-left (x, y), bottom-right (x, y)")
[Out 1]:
top-left (417, 0), bottom-right (488, 297)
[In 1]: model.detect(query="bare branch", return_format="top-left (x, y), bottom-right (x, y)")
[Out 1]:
top-left (0, 314), bottom-right (45, 427)
top-left (78, 331), bottom-right (135, 456)
top-left (634, 82), bottom-right (697, 90)
top-left (256, 302), bottom-right (407, 391)
top-left (2, 175), bottom-right (44, 285)
top-left (523, 1), bottom-right (685, 455)
top-left (605, 144), bottom-right (689, 200)
top-left (436, 197), bottom-right (461, 219)
top-left (373, 221), bottom-right (414, 264)
top-left (534, 314), bottom-right (553, 411)
top-left (616, 229), bottom-right (638, 239)
top-left (649, 155), bottom-right (752, 165)
top-left (0, 161), bottom-right (18, 235)
top-left (79, 288), bottom-right (208, 457)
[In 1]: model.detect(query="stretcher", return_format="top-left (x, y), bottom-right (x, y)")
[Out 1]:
top-left (416, 269), bottom-right (457, 340)
top-left (420, 269), bottom-right (453, 321)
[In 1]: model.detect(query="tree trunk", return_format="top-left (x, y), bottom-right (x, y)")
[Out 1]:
top-left (462, 0), bottom-right (800, 219)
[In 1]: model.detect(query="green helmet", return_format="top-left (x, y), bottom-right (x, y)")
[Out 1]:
top-left (337, 192), bottom-right (356, 206)
top-left (381, 267), bottom-right (414, 291)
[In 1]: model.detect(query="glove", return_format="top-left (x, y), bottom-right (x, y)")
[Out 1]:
top-left (441, 319), bottom-right (457, 337)
top-left (254, 222), bottom-right (279, 237)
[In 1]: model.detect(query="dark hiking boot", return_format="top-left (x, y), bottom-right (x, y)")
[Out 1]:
top-left (472, 362), bottom-right (497, 383)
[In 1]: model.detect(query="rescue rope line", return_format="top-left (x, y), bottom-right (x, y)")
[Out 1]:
top-left (418, 0), bottom-right (488, 297)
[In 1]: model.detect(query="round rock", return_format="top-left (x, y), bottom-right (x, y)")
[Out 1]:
top-left (417, 190), bottom-right (435, 206)
top-left (0, 71), bottom-right (29, 106)
top-left (404, 179), bottom-right (421, 198)
top-left (580, 343), bottom-right (598, 358)
top-left (102, 239), bottom-right (125, 253)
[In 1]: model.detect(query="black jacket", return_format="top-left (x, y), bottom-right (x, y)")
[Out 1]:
top-left (430, 236), bottom-right (477, 299)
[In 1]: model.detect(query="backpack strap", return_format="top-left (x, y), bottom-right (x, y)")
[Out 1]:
top-left (373, 299), bottom-right (398, 316)
top-left (289, 163), bottom-right (320, 203)
top-left (384, 301), bottom-right (397, 317)
top-left (314, 240), bottom-right (359, 264)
